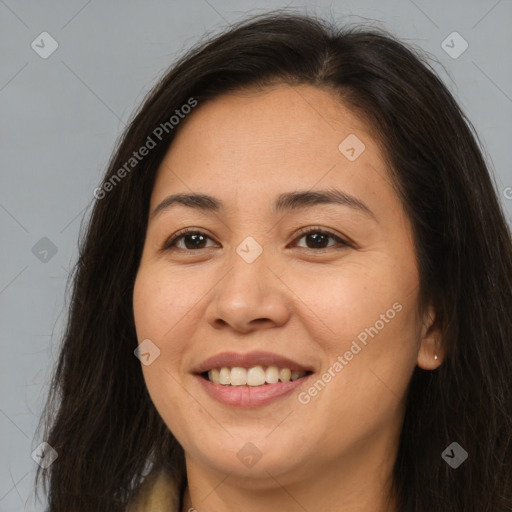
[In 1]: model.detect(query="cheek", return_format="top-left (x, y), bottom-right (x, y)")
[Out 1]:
top-left (294, 286), bottom-right (419, 456)
top-left (289, 257), bottom-right (421, 406)
top-left (133, 264), bottom-right (201, 347)
top-left (285, 256), bottom-right (419, 351)
top-left (133, 266), bottom-right (194, 435)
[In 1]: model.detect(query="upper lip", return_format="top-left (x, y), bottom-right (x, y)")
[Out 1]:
top-left (193, 351), bottom-right (313, 374)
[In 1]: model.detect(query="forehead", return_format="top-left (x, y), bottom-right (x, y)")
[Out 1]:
top-left (170, 84), bottom-right (371, 155)
top-left (150, 84), bottom-right (395, 220)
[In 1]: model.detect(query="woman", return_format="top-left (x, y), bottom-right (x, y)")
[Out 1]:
top-left (36, 12), bottom-right (512, 512)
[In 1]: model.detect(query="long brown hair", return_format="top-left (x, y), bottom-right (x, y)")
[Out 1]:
top-left (37, 12), bottom-right (512, 511)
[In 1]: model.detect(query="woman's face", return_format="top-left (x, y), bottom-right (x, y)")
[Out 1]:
top-left (133, 84), bottom-right (440, 487)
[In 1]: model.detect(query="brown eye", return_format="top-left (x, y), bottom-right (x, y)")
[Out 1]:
top-left (292, 228), bottom-right (350, 250)
top-left (163, 230), bottom-right (217, 251)
top-left (301, 231), bottom-right (332, 249)
top-left (163, 227), bottom-right (350, 253)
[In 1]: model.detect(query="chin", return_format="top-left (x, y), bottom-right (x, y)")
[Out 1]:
top-left (187, 436), bottom-right (310, 484)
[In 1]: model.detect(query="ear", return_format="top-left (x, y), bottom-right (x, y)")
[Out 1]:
top-left (416, 303), bottom-right (444, 370)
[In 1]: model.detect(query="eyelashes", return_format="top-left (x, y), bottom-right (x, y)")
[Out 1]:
top-left (162, 226), bottom-right (352, 253)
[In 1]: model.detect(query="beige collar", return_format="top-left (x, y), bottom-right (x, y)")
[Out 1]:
top-left (127, 470), bottom-right (181, 512)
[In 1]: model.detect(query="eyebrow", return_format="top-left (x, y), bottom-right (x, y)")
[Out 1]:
top-left (151, 189), bottom-right (376, 220)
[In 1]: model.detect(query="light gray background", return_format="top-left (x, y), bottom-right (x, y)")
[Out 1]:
top-left (1, 1), bottom-right (511, 510)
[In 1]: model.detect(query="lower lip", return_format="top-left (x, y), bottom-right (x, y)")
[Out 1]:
top-left (195, 374), bottom-right (311, 408)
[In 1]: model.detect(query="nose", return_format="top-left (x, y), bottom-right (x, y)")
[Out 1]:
top-left (204, 251), bottom-right (292, 334)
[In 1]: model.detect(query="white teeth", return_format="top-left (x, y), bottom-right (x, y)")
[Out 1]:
top-left (230, 367), bottom-right (247, 386)
top-left (247, 366), bottom-right (266, 386)
top-left (265, 365), bottom-right (279, 384)
top-left (208, 368), bottom-right (220, 384)
top-left (206, 366), bottom-right (307, 386)
top-left (219, 367), bottom-right (231, 385)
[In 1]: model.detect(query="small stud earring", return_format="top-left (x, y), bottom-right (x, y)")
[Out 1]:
top-left (434, 355), bottom-right (438, 360)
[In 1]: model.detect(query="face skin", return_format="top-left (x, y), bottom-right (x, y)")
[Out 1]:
top-left (133, 84), bottom-right (443, 512)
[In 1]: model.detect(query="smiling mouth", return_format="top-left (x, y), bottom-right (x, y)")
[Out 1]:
top-left (200, 365), bottom-right (313, 386)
